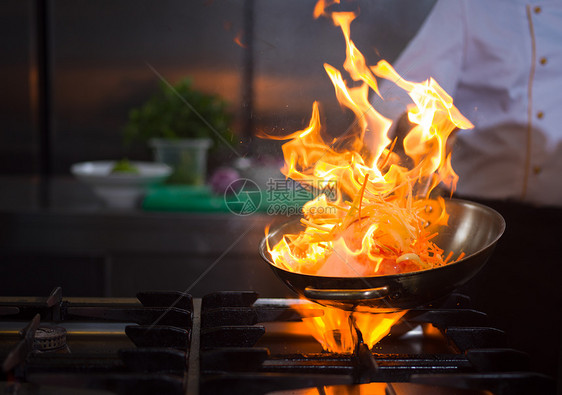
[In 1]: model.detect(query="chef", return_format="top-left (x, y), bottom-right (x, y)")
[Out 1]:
top-left (374, 0), bottom-right (562, 383)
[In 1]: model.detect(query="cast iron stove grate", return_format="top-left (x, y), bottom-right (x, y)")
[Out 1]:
top-left (0, 287), bottom-right (556, 395)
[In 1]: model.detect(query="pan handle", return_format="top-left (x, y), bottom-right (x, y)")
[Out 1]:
top-left (304, 286), bottom-right (389, 301)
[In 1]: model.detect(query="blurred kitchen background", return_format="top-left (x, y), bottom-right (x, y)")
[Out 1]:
top-left (0, 0), bottom-right (435, 297)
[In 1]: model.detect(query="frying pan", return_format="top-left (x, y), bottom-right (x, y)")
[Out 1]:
top-left (259, 199), bottom-right (505, 311)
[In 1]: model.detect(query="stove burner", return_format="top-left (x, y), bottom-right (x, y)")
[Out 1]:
top-left (33, 326), bottom-right (69, 353)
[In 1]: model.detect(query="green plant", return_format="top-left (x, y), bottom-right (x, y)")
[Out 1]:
top-left (125, 78), bottom-right (235, 148)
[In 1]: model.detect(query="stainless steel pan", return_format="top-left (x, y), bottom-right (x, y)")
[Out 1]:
top-left (259, 199), bottom-right (505, 311)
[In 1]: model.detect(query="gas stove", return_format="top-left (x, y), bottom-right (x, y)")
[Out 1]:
top-left (0, 287), bottom-right (555, 394)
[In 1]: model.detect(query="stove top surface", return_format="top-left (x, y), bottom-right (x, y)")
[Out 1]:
top-left (0, 288), bottom-right (556, 395)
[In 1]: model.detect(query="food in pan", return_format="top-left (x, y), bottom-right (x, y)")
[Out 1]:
top-left (267, 185), bottom-right (466, 277)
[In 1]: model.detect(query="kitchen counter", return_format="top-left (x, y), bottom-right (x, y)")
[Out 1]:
top-left (0, 176), bottom-right (293, 298)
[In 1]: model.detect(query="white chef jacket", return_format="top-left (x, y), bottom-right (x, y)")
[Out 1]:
top-left (374, 0), bottom-right (562, 207)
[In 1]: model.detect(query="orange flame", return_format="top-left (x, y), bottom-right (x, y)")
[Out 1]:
top-left (234, 30), bottom-right (247, 48)
top-left (294, 302), bottom-right (406, 353)
top-left (263, 2), bottom-right (473, 351)
top-left (299, 384), bottom-right (494, 395)
top-left (264, 3), bottom-right (472, 280)
top-left (313, 0), bottom-right (340, 19)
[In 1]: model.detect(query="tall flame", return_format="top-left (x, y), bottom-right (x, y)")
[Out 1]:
top-left (264, 2), bottom-right (472, 352)
top-left (265, 4), bottom-right (472, 279)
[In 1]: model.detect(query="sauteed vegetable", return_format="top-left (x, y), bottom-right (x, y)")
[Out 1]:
top-left (270, 184), bottom-right (465, 277)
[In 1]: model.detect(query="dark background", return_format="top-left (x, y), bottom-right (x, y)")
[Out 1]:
top-left (0, 0), bottom-right (435, 175)
top-left (0, 0), bottom-right (435, 296)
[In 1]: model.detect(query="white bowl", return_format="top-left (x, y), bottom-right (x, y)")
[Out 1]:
top-left (71, 161), bottom-right (172, 209)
